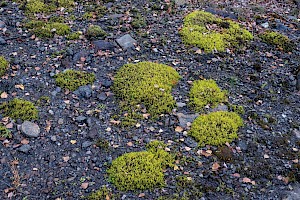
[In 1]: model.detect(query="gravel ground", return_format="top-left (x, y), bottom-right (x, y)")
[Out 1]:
top-left (0, 0), bottom-right (300, 199)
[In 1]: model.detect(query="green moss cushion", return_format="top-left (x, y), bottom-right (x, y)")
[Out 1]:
top-left (189, 111), bottom-right (243, 146)
top-left (180, 10), bottom-right (253, 52)
top-left (0, 56), bottom-right (9, 77)
top-left (54, 69), bottom-right (95, 91)
top-left (0, 98), bottom-right (38, 121)
top-left (108, 141), bottom-right (174, 191)
top-left (189, 79), bottom-right (227, 112)
top-left (112, 61), bottom-right (180, 117)
top-left (258, 31), bottom-right (294, 52)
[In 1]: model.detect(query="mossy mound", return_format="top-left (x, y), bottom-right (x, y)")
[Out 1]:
top-left (54, 69), bottom-right (95, 91)
top-left (87, 186), bottom-right (112, 200)
top-left (24, 0), bottom-right (75, 16)
top-left (258, 31), bottom-right (295, 52)
top-left (0, 56), bottom-right (9, 77)
top-left (0, 125), bottom-right (12, 138)
top-left (86, 25), bottom-right (107, 39)
top-left (180, 10), bottom-right (253, 52)
top-left (25, 20), bottom-right (71, 38)
top-left (107, 141), bottom-right (174, 191)
top-left (112, 61), bottom-right (180, 118)
top-left (189, 79), bottom-right (227, 112)
top-left (0, 98), bottom-right (38, 121)
top-left (189, 111), bottom-right (243, 146)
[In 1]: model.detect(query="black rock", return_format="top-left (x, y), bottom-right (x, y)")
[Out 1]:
top-left (73, 85), bottom-right (92, 98)
top-left (18, 144), bottom-right (31, 153)
top-left (97, 92), bottom-right (107, 101)
top-left (0, 37), bottom-right (6, 45)
top-left (93, 40), bottom-right (115, 51)
top-left (102, 80), bottom-right (112, 88)
top-left (75, 116), bottom-right (87, 122)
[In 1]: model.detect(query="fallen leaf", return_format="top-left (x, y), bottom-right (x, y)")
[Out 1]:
top-left (5, 123), bottom-right (13, 129)
top-left (174, 165), bottom-right (179, 170)
top-left (138, 193), bottom-right (145, 198)
top-left (45, 120), bottom-right (51, 132)
top-left (127, 142), bottom-right (133, 147)
top-left (212, 162), bottom-right (220, 171)
top-left (142, 113), bottom-right (150, 119)
top-left (175, 126), bottom-right (183, 132)
top-left (63, 156), bottom-right (70, 162)
top-left (70, 140), bottom-right (77, 144)
top-left (185, 146), bottom-right (191, 151)
top-left (198, 150), bottom-right (212, 157)
top-left (264, 154), bottom-right (270, 159)
top-left (232, 173), bottom-right (241, 178)
top-left (242, 177), bottom-right (252, 183)
top-left (21, 139), bottom-right (29, 145)
top-left (110, 119), bottom-right (121, 125)
top-left (15, 84), bottom-right (24, 90)
top-left (81, 182), bottom-right (89, 189)
top-left (1, 92), bottom-right (8, 99)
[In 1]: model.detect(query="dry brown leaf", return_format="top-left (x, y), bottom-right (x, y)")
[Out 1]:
top-left (45, 120), bottom-right (51, 132)
top-left (70, 140), bottom-right (76, 144)
top-left (15, 84), bottom-right (24, 90)
top-left (5, 123), bottom-right (13, 129)
top-left (21, 139), bottom-right (29, 145)
top-left (198, 150), bottom-right (212, 157)
top-left (138, 193), bottom-right (145, 198)
top-left (110, 119), bottom-right (121, 125)
top-left (127, 142), bottom-right (133, 147)
top-left (81, 182), bottom-right (89, 189)
top-left (231, 173), bottom-right (240, 178)
top-left (242, 177), bottom-right (251, 183)
top-left (142, 113), bottom-right (150, 119)
top-left (175, 126), bottom-right (183, 132)
top-left (63, 156), bottom-right (70, 162)
top-left (1, 92), bottom-right (8, 99)
top-left (212, 162), bottom-right (220, 171)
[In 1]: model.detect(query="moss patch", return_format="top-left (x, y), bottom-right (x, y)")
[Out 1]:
top-left (258, 31), bottom-right (294, 52)
top-left (107, 141), bottom-right (174, 191)
top-left (180, 10), bottom-right (253, 52)
top-left (24, 0), bottom-right (75, 16)
top-left (0, 98), bottom-right (38, 121)
top-left (189, 111), bottom-right (243, 146)
top-left (0, 56), bottom-right (9, 77)
top-left (54, 69), bottom-right (95, 91)
top-left (25, 20), bottom-right (71, 38)
top-left (189, 79), bottom-right (227, 112)
top-left (112, 61), bottom-right (180, 118)
top-left (87, 186), bottom-right (113, 200)
top-left (86, 25), bottom-right (107, 39)
top-left (0, 125), bottom-right (12, 138)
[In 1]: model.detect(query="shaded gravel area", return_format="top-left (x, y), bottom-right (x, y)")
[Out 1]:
top-left (0, 0), bottom-right (300, 199)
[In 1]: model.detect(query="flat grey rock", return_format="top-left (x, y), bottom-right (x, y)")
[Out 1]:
top-left (21, 121), bottom-right (40, 138)
top-left (73, 85), bottom-right (92, 98)
top-left (0, 37), bottom-right (6, 45)
top-left (116, 34), bottom-right (137, 49)
top-left (18, 144), bottom-right (32, 153)
top-left (93, 40), bottom-right (115, 51)
top-left (176, 113), bottom-right (199, 128)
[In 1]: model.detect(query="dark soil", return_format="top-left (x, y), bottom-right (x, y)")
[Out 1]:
top-left (0, 0), bottom-right (300, 199)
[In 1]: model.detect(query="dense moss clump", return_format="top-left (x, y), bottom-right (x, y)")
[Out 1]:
top-left (189, 111), bottom-right (243, 146)
top-left (25, 20), bottom-right (71, 38)
top-left (180, 10), bottom-right (253, 52)
top-left (112, 61), bottom-right (180, 118)
top-left (0, 56), bottom-right (9, 77)
top-left (25, 0), bottom-right (75, 15)
top-left (0, 125), bottom-right (12, 138)
top-left (107, 141), bottom-right (174, 191)
top-left (189, 79), bottom-right (227, 112)
top-left (0, 98), bottom-right (38, 121)
top-left (86, 25), bottom-right (107, 39)
top-left (258, 31), bottom-right (295, 52)
top-left (54, 69), bottom-right (95, 91)
top-left (87, 186), bottom-right (112, 200)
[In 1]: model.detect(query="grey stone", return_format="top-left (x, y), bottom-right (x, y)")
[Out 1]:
top-left (82, 141), bottom-right (93, 148)
top-left (176, 102), bottom-right (186, 108)
top-left (0, 20), bottom-right (5, 28)
top-left (211, 104), bottom-right (228, 112)
top-left (93, 40), bottom-right (115, 51)
top-left (58, 118), bottom-right (64, 125)
top-left (285, 184), bottom-right (300, 200)
top-left (176, 113), bottom-right (199, 128)
top-left (75, 116), bottom-right (87, 122)
top-left (237, 140), bottom-right (248, 151)
top-left (184, 138), bottom-right (198, 148)
top-left (102, 80), bottom-right (112, 88)
top-left (0, 37), bottom-right (6, 45)
top-left (116, 34), bottom-right (137, 49)
top-left (296, 71), bottom-right (300, 90)
top-left (50, 135), bottom-right (57, 142)
top-left (73, 85), bottom-right (92, 98)
top-left (293, 129), bottom-right (300, 139)
top-left (276, 23), bottom-right (289, 31)
top-left (260, 22), bottom-right (269, 28)
top-left (97, 92), bottom-right (107, 101)
top-left (21, 121), bottom-right (40, 138)
top-left (18, 144), bottom-right (31, 153)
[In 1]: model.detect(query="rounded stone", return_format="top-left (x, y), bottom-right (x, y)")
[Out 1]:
top-left (21, 121), bottom-right (40, 138)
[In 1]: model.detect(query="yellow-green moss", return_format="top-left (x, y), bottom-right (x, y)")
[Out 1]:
top-left (0, 98), bottom-right (38, 121)
top-left (107, 141), bottom-right (174, 191)
top-left (66, 32), bottom-right (81, 40)
top-left (258, 31), bottom-right (295, 52)
top-left (112, 61), bottom-right (180, 118)
top-left (0, 125), bottom-right (12, 138)
top-left (86, 25), bottom-right (107, 39)
top-left (0, 56), bottom-right (9, 77)
top-left (188, 111), bottom-right (243, 146)
top-left (87, 186), bottom-right (112, 200)
top-left (189, 79), bottom-right (227, 112)
top-left (180, 10), bottom-right (253, 52)
top-left (25, 20), bottom-right (71, 38)
top-left (25, 0), bottom-right (74, 16)
top-left (54, 69), bottom-right (95, 91)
